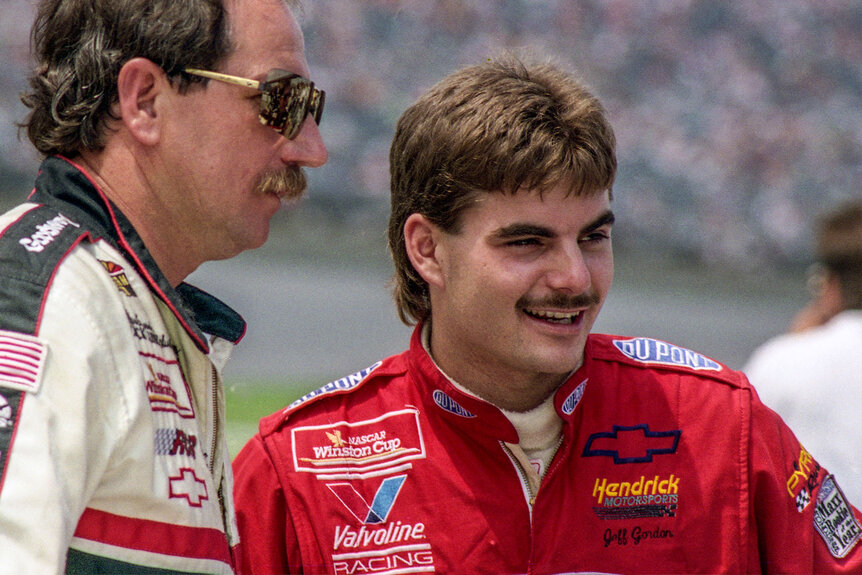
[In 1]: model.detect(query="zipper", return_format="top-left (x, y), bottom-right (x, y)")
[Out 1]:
top-left (501, 442), bottom-right (537, 509)
top-left (208, 363), bottom-right (218, 476)
top-left (501, 435), bottom-right (566, 509)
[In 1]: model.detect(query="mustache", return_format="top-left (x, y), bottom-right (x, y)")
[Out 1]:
top-left (256, 166), bottom-right (307, 203)
top-left (517, 291), bottom-right (600, 310)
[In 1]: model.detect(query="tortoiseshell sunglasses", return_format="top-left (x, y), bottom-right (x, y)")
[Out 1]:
top-left (184, 68), bottom-right (325, 139)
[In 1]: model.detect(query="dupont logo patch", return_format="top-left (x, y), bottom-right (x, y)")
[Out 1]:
top-left (292, 409), bottom-right (426, 480)
top-left (287, 362), bottom-right (382, 411)
top-left (0, 330), bottom-right (48, 394)
top-left (612, 338), bottom-right (722, 371)
top-left (432, 390), bottom-right (475, 418)
top-left (561, 379), bottom-right (587, 415)
top-left (814, 475), bottom-right (861, 558)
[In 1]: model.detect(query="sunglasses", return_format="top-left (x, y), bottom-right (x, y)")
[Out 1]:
top-left (184, 68), bottom-right (325, 139)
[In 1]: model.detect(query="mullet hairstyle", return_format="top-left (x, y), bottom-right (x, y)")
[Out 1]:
top-left (387, 56), bottom-right (618, 325)
top-left (21, 0), bottom-right (230, 156)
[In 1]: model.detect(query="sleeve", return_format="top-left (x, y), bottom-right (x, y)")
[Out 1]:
top-left (233, 433), bottom-right (297, 575)
top-left (748, 390), bottom-right (862, 573)
top-left (0, 261), bottom-right (133, 574)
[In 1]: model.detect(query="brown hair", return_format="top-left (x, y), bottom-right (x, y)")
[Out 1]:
top-left (388, 55), bottom-right (617, 325)
top-left (21, 0), bottom-right (232, 156)
top-left (816, 199), bottom-right (862, 309)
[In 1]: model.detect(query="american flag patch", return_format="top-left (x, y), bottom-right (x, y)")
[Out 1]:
top-left (0, 330), bottom-right (48, 394)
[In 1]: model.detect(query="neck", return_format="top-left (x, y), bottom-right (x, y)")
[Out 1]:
top-left (422, 323), bottom-right (571, 412)
top-left (77, 149), bottom-right (201, 287)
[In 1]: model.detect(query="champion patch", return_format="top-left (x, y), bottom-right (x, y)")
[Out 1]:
top-left (814, 475), bottom-right (861, 558)
top-left (0, 330), bottom-right (48, 394)
top-left (613, 338), bottom-right (722, 371)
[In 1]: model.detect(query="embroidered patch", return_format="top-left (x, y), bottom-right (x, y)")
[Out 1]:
top-left (99, 260), bottom-right (136, 297)
top-left (168, 468), bottom-right (209, 507)
top-left (591, 473), bottom-right (680, 520)
top-left (0, 390), bottom-right (24, 494)
top-left (292, 409), bottom-right (426, 480)
top-left (0, 330), bottom-right (48, 394)
top-left (786, 447), bottom-right (820, 512)
top-left (143, 353), bottom-right (195, 419)
top-left (154, 428), bottom-right (198, 458)
top-left (286, 362), bottom-right (383, 411)
top-left (814, 475), bottom-right (861, 558)
top-left (612, 338), bottom-right (722, 371)
top-left (583, 424), bottom-right (681, 464)
top-left (561, 379), bottom-right (587, 415)
top-left (327, 474), bottom-right (407, 524)
top-left (432, 390), bottom-right (476, 418)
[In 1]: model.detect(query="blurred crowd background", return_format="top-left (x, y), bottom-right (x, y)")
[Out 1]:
top-left (1, 0), bottom-right (861, 271)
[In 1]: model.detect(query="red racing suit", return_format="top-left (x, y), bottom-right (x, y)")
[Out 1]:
top-left (233, 325), bottom-right (862, 574)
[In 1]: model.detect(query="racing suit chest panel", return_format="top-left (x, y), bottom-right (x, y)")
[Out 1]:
top-left (529, 358), bottom-right (749, 573)
top-left (59, 243), bottom-right (235, 570)
top-left (261, 335), bottom-right (759, 574)
top-left (0, 157), bottom-right (240, 573)
top-left (249, 329), bottom-right (861, 574)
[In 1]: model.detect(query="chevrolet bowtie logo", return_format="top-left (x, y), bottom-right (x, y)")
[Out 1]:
top-left (582, 424), bottom-right (681, 464)
top-left (169, 468), bottom-right (209, 507)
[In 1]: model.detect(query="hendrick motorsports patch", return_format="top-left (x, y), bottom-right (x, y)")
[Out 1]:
top-left (814, 475), bottom-right (861, 558)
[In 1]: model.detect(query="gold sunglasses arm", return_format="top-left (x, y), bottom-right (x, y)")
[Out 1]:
top-left (184, 68), bottom-right (262, 91)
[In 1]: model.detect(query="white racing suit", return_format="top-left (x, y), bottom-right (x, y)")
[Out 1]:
top-left (0, 156), bottom-right (244, 573)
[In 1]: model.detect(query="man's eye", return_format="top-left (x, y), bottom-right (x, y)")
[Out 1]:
top-left (507, 238), bottom-right (541, 247)
top-left (582, 231), bottom-right (611, 244)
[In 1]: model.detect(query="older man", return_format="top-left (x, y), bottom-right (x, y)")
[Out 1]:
top-left (0, 0), bottom-right (326, 572)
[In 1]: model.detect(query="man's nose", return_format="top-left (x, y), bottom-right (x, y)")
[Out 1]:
top-left (280, 116), bottom-right (328, 168)
top-left (546, 244), bottom-right (592, 294)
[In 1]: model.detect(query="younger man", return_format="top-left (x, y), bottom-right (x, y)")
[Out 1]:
top-left (233, 57), bottom-right (861, 574)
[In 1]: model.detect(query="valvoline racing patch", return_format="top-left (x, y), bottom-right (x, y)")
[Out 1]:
top-left (612, 337), bottom-right (722, 372)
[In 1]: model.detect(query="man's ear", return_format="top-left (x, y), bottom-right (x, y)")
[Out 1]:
top-left (404, 213), bottom-right (446, 289)
top-left (116, 57), bottom-right (167, 146)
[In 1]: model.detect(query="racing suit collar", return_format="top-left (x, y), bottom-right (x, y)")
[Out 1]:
top-left (30, 156), bottom-right (246, 352)
top-left (409, 323), bottom-right (590, 443)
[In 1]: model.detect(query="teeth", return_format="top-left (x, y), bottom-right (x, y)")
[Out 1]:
top-left (526, 309), bottom-right (581, 323)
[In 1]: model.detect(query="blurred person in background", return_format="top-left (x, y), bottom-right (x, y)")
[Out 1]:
top-left (745, 199), bottom-right (862, 505)
top-left (232, 55), bottom-right (861, 574)
top-left (0, 0), bottom-right (326, 572)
